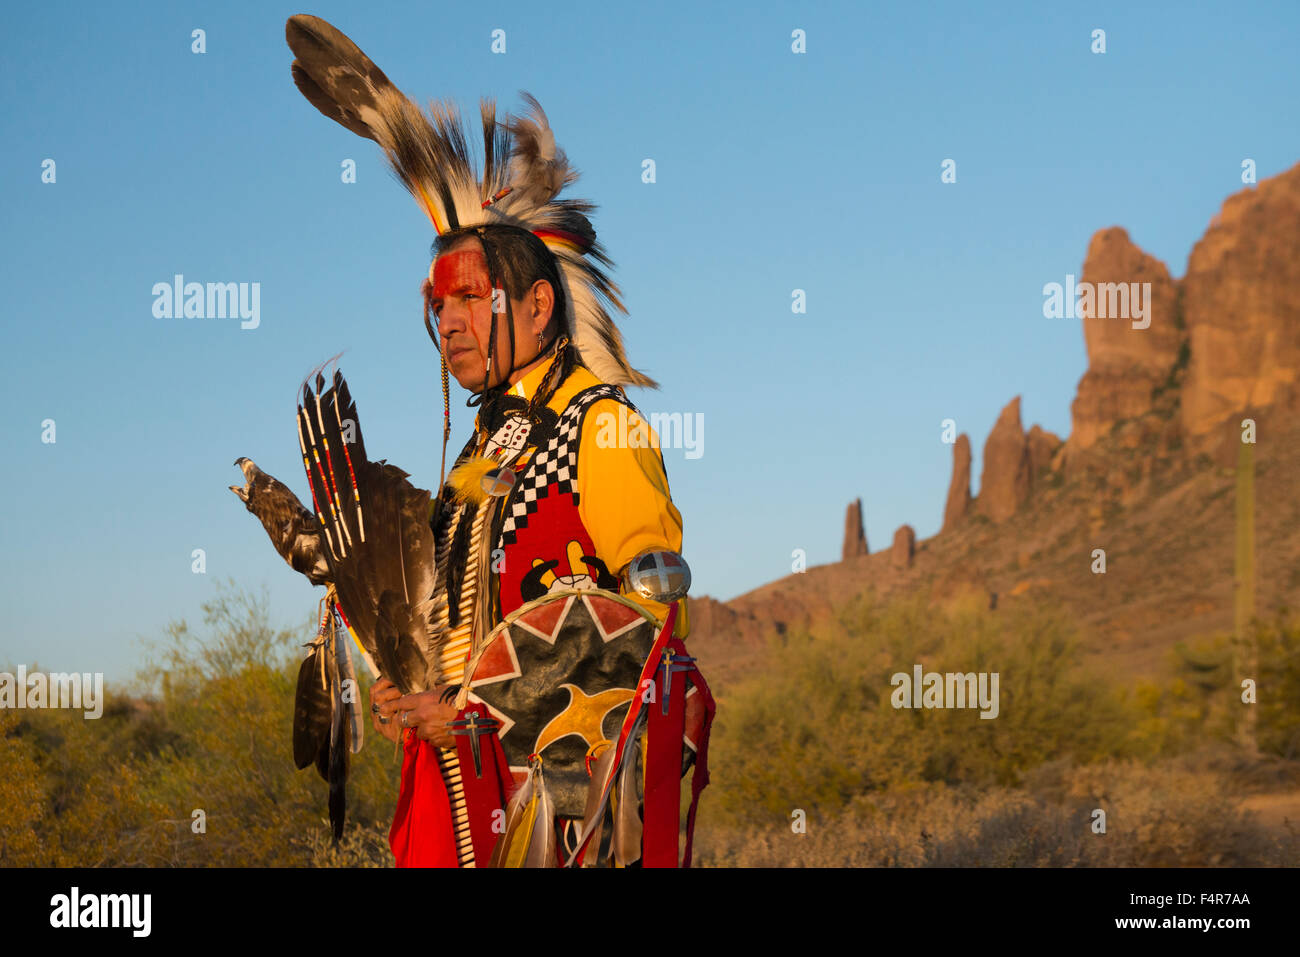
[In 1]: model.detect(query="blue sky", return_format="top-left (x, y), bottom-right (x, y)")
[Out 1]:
top-left (2, 1), bottom-right (1298, 682)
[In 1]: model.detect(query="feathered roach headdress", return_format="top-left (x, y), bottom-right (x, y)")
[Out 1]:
top-left (285, 15), bottom-right (654, 485)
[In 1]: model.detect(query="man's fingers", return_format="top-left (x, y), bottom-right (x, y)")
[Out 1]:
top-left (395, 693), bottom-right (431, 717)
top-left (372, 686), bottom-right (404, 722)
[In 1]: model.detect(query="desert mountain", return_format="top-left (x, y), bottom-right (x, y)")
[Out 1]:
top-left (693, 163), bottom-right (1300, 686)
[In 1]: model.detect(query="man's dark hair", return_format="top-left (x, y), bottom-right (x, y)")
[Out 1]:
top-left (433, 225), bottom-right (567, 335)
top-left (431, 223), bottom-right (577, 417)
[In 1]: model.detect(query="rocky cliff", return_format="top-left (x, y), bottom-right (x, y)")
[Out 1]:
top-left (1181, 166), bottom-right (1300, 443)
top-left (842, 498), bottom-right (868, 559)
top-left (692, 163), bottom-right (1300, 688)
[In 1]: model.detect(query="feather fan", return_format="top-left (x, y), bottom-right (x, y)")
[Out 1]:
top-left (298, 365), bottom-right (434, 696)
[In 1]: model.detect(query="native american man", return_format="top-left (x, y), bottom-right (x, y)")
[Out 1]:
top-left (370, 223), bottom-right (695, 866)
top-left (234, 15), bottom-right (711, 868)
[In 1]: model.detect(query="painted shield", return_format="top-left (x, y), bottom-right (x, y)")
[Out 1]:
top-left (466, 589), bottom-right (660, 818)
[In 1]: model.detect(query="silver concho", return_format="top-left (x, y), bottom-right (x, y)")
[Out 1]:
top-left (623, 549), bottom-right (691, 603)
top-left (480, 466), bottom-right (517, 497)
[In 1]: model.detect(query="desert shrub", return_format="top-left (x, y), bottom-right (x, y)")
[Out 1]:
top-left (708, 592), bottom-right (1139, 827)
top-left (7, 579), bottom-right (1296, 868)
top-left (693, 755), bottom-right (1299, 867)
top-left (1160, 610), bottom-right (1300, 758)
top-left (1254, 611), bottom-right (1300, 758)
top-left (0, 709), bottom-right (53, 865)
top-left (0, 580), bottom-right (400, 866)
top-left (694, 591), bottom-right (1300, 866)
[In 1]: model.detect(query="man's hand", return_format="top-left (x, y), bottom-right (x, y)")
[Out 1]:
top-left (369, 677), bottom-right (404, 744)
top-left (394, 687), bottom-right (460, 749)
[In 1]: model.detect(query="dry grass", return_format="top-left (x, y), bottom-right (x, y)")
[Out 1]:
top-left (693, 754), bottom-right (1300, 867)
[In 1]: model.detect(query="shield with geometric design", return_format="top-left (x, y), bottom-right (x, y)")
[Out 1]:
top-left (465, 589), bottom-right (660, 818)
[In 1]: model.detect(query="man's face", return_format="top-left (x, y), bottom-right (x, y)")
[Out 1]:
top-left (432, 238), bottom-right (544, 393)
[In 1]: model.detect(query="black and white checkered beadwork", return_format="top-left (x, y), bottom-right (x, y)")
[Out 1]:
top-left (499, 385), bottom-right (629, 545)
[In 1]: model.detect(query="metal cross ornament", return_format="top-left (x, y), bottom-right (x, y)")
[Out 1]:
top-left (655, 650), bottom-right (696, 715)
top-left (450, 709), bottom-right (502, 778)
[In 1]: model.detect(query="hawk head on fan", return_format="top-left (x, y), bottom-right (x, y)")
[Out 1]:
top-left (230, 457), bottom-right (331, 585)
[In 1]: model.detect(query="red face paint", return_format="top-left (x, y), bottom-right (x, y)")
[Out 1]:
top-left (432, 248), bottom-right (494, 312)
top-left (432, 248), bottom-right (496, 370)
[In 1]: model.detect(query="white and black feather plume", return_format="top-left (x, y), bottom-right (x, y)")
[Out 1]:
top-left (285, 14), bottom-right (654, 387)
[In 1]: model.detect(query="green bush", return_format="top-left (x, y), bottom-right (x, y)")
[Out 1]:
top-left (708, 593), bottom-right (1138, 827)
top-left (0, 580), bottom-right (401, 867)
top-left (5, 580), bottom-right (1297, 867)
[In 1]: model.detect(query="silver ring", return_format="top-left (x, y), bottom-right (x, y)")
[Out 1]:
top-left (401, 711), bottom-right (409, 728)
top-left (370, 703), bottom-right (381, 714)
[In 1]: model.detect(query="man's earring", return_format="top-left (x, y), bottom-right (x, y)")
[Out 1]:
top-left (537, 332), bottom-right (545, 347)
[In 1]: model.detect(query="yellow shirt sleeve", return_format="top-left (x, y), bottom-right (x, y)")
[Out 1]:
top-left (577, 397), bottom-right (690, 636)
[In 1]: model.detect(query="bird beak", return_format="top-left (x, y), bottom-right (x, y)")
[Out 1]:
top-left (230, 457), bottom-right (257, 502)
